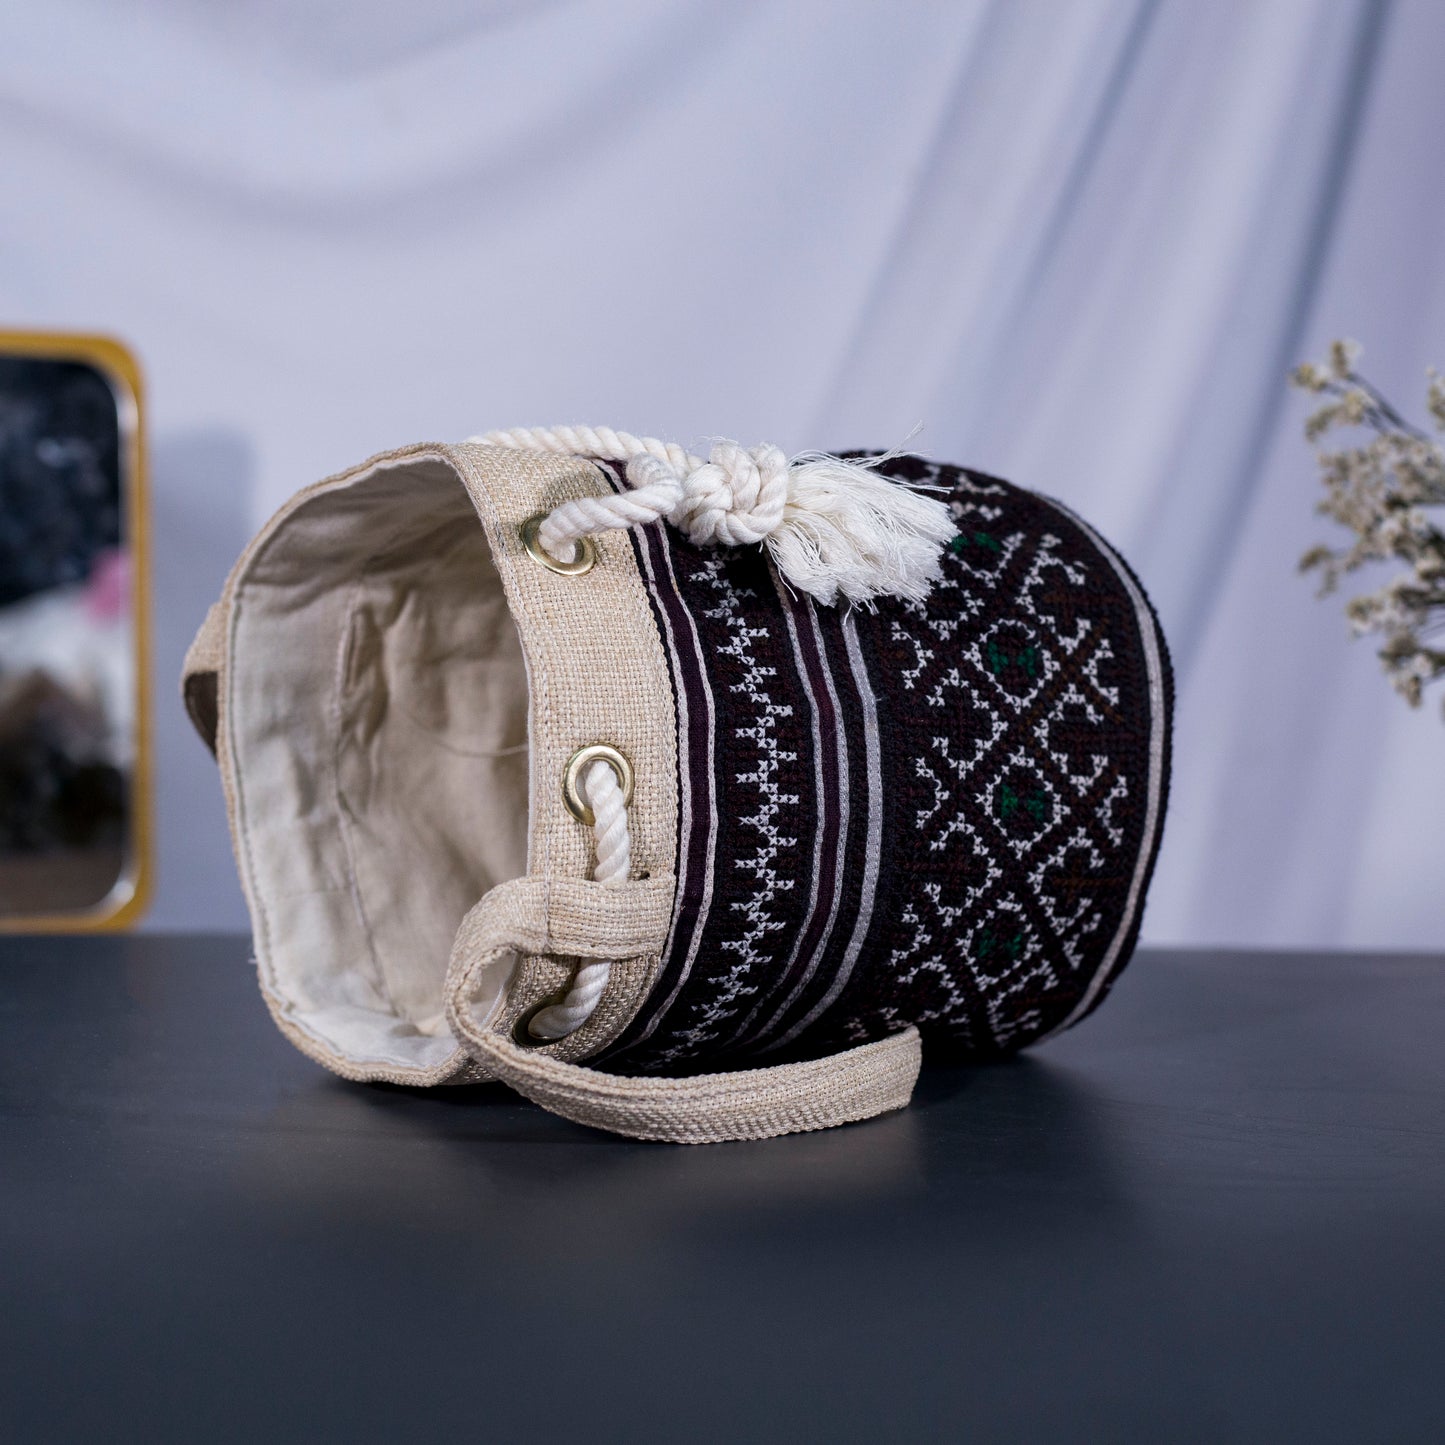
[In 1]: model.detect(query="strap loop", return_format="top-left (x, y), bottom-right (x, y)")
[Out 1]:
top-left (182, 601), bottom-right (227, 754)
top-left (445, 877), bottom-right (921, 1144)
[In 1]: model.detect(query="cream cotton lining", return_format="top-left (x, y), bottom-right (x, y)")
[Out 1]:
top-left (226, 457), bottom-right (529, 1073)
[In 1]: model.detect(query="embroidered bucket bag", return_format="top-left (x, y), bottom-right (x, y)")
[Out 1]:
top-left (184, 428), bottom-right (1172, 1143)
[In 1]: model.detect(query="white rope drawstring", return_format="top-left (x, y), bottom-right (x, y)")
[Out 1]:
top-left (526, 757), bottom-right (632, 1040)
top-left (471, 424), bottom-right (956, 607)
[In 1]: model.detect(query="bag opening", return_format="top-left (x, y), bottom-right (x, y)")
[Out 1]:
top-left (225, 455), bottom-right (528, 1074)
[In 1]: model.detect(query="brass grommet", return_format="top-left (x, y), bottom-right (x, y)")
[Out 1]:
top-left (520, 513), bottom-right (596, 576)
top-left (512, 996), bottom-right (567, 1048)
top-left (563, 744), bottom-right (634, 827)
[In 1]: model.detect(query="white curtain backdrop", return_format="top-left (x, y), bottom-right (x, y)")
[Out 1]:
top-left (3, 0), bottom-right (1441, 945)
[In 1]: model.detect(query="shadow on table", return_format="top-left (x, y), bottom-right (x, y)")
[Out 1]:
top-left (221, 1044), bottom-right (1137, 1267)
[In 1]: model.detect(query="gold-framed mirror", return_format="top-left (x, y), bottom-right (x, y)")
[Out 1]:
top-left (0, 331), bottom-right (150, 930)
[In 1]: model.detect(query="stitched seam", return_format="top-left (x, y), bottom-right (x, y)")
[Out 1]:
top-left (330, 570), bottom-right (400, 1021)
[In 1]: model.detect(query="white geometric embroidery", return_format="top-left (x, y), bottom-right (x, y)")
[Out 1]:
top-left (655, 556), bottom-right (799, 1061)
top-left (836, 459), bottom-right (1142, 1047)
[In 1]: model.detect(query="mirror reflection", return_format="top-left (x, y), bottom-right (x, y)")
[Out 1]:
top-left (0, 348), bottom-right (138, 920)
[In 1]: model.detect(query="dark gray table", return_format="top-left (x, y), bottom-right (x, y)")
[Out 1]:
top-left (2, 936), bottom-right (1441, 1443)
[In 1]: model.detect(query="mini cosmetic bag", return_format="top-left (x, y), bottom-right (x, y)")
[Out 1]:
top-left (184, 429), bottom-right (1172, 1143)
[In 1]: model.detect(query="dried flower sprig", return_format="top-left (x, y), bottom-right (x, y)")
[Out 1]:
top-left (1293, 341), bottom-right (1445, 712)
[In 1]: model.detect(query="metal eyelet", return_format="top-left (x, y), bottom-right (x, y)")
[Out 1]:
top-left (512, 995), bottom-right (568, 1048)
top-left (562, 744), bottom-right (634, 826)
top-left (520, 513), bottom-right (596, 576)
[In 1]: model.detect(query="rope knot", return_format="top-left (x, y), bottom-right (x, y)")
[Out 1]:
top-left (648, 441), bottom-right (789, 548)
top-left (473, 424), bottom-right (957, 606)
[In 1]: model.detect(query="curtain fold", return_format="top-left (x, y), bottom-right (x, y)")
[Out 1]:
top-left (3, 0), bottom-right (1439, 946)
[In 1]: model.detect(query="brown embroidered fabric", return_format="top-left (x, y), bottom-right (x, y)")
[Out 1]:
top-left (600, 454), bottom-right (1172, 1073)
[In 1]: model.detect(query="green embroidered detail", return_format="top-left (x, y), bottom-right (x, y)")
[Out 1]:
top-left (997, 782), bottom-right (1048, 825)
top-left (975, 926), bottom-right (1025, 966)
top-left (985, 637), bottom-right (1039, 678)
top-left (950, 530), bottom-right (1001, 556)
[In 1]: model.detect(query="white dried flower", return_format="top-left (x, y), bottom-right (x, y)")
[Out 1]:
top-left (1429, 370), bottom-right (1445, 432)
top-left (1294, 341), bottom-right (1445, 714)
top-left (1328, 339), bottom-right (1362, 379)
